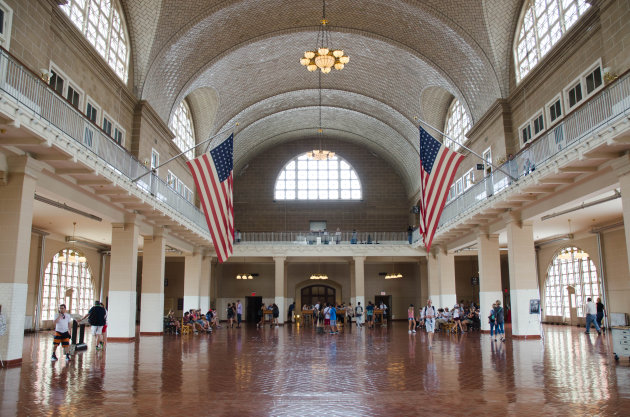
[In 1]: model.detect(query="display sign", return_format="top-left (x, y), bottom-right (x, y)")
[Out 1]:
top-left (530, 299), bottom-right (540, 314)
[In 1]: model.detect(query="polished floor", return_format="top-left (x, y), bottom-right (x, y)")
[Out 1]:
top-left (1, 322), bottom-right (629, 416)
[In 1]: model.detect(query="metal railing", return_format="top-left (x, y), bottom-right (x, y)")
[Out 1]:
top-left (0, 49), bottom-right (208, 232)
top-left (437, 71), bottom-right (630, 230)
top-left (239, 231), bottom-right (409, 245)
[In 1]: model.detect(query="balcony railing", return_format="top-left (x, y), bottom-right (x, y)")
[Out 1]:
top-left (0, 49), bottom-right (208, 232)
top-left (238, 231), bottom-right (409, 245)
top-left (438, 71), bottom-right (630, 229)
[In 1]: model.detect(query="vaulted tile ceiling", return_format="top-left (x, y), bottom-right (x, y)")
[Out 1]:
top-left (122, 0), bottom-right (521, 196)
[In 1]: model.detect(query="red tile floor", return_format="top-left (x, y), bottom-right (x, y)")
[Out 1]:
top-left (1, 322), bottom-right (629, 416)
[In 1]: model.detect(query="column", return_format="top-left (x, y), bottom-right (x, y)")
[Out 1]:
top-left (419, 258), bottom-right (427, 304)
top-left (506, 215), bottom-right (541, 338)
top-left (183, 250), bottom-right (202, 312)
top-left (353, 256), bottom-right (366, 308)
top-left (139, 229), bottom-right (165, 335)
top-left (199, 255), bottom-right (212, 312)
top-left (477, 230), bottom-right (502, 332)
top-left (274, 256), bottom-right (286, 325)
top-left (427, 251), bottom-right (440, 303)
top-left (613, 156), bottom-right (630, 270)
top-left (108, 220), bottom-right (140, 340)
top-left (0, 156), bottom-right (40, 366)
top-left (350, 259), bottom-right (356, 306)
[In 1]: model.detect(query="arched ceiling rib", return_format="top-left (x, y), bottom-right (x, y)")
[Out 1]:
top-left (186, 87), bottom-right (219, 145)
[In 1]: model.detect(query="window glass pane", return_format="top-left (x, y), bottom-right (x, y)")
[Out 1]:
top-left (169, 101), bottom-right (195, 159)
top-left (443, 99), bottom-right (471, 151)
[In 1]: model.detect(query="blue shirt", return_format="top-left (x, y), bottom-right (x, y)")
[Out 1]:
top-left (330, 307), bottom-right (337, 320)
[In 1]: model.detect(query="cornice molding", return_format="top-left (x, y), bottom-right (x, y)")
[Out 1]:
top-left (466, 99), bottom-right (510, 141)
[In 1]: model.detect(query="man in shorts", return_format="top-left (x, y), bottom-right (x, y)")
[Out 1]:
top-left (421, 299), bottom-right (437, 349)
top-left (329, 304), bottom-right (338, 334)
top-left (366, 301), bottom-right (375, 328)
top-left (82, 300), bottom-right (107, 350)
top-left (355, 302), bottom-right (364, 328)
top-left (52, 304), bottom-right (74, 362)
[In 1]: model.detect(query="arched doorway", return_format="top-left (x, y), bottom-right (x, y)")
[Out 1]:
top-left (301, 285), bottom-right (336, 307)
top-left (40, 248), bottom-right (94, 320)
top-left (544, 246), bottom-right (601, 322)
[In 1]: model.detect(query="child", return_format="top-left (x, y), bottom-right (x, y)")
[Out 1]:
top-left (408, 304), bottom-right (416, 333)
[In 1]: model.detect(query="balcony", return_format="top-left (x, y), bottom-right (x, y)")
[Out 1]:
top-left (0, 49), bottom-right (209, 240)
top-left (238, 231), bottom-right (409, 245)
top-left (433, 71), bottom-right (630, 237)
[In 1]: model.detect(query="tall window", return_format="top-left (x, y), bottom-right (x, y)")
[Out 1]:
top-left (41, 249), bottom-right (94, 320)
top-left (169, 101), bottom-right (196, 159)
top-left (275, 154), bottom-right (361, 200)
top-left (443, 99), bottom-right (471, 152)
top-left (515, 0), bottom-right (590, 82)
top-left (544, 247), bottom-right (601, 319)
top-left (60, 0), bottom-right (129, 82)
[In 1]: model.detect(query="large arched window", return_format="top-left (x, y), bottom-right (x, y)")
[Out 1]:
top-left (544, 247), bottom-right (601, 319)
top-left (60, 0), bottom-right (130, 82)
top-left (443, 99), bottom-right (471, 152)
top-left (515, 0), bottom-right (591, 82)
top-left (275, 154), bottom-right (361, 200)
top-left (169, 101), bottom-right (196, 159)
top-left (41, 249), bottom-right (94, 320)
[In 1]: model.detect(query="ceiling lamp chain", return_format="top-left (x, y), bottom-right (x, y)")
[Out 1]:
top-left (308, 71), bottom-right (336, 160)
top-left (58, 222), bottom-right (87, 264)
top-left (300, 0), bottom-right (349, 74)
top-left (235, 257), bottom-right (254, 279)
top-left (384, 257), bottom-right (403, 279)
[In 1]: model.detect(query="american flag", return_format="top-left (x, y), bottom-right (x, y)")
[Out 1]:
top-left (187, 134), bottom-right (234, 263)
top-left (418, 126), bottom-right (465, 251)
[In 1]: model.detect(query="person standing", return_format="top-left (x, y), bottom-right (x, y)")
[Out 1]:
top-left (489, 303), bottom-right (496, 339)
top-left (288, 301), bottom-right (295, 324)
top-left (408, 304), bottom-right (416, 334)
top-left (585, 297), bottom-right (601, 335)
top-left (355, 302), bottom-right (364, 328)
top-left (257, 303), bottom-right (265, 328)
top-left (366, 301), bottom-right (374, 328)
top-left (596, 297), bottom-right (606, 330)
top-left (421, 299), bottom-right (437, 349)
top-left (329, 304), bottom-right (338, 334)
top-left (493, 300), bottom-right (505, 342)
top-left (236, 300), bottom-right (243, 328)
top-left (335, 227), bottom-right (341, 244)
top-left (52, 304), bottom-right (74, 362)
top-left (272, 303), bottom-right (280, 327)
top-left (227, 303), bottom-right (235, 328)
top-left (81, 300), bottom-right (107, 351)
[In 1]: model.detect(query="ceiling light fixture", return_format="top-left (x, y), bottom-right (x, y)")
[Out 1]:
top-left (384, 257), bottom-right (403, 279)
top-left (307, 71), bottom-right (335, 160)
top-left (300, 0), bottom-right (349, 74)
top-left (235, 257), bottom-right (254, 280)
top-left (58, 222), bottom-right (87, 264)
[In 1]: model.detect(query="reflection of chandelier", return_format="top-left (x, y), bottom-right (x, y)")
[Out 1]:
top-left (58, 222), bottom-right (87, 263)
top-left (300, 0), bottom-right (349, 74)
top-left (310, 273), bottom-right (328, 280)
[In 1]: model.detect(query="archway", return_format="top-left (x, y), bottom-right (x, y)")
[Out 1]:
top-left (40, 248), bottom-right (94, 320)
top-left (301, 285), bottom-right (336, 308)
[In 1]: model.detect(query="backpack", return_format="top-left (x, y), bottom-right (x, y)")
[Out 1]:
top-left (423, 306), bottom-right (435, 317)
top-left (355, 305), bottom-right (363, 315)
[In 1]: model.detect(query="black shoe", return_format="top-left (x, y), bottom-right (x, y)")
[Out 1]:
top-left (51, 353), bottom-right (58, 362)
top-left (66, 354), bottom-right (71, 361)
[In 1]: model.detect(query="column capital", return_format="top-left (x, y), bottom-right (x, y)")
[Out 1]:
top-left (7, 155), bottom-right (45, 180)
top-left (352, 256), bottom-right (366, 262)
top-left (611, 154), bottom-right (630, 178)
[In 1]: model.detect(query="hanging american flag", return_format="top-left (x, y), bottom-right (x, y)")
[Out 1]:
top-left (187, 134), bottom-right (234, 263)
top-left (418, 126), bottom-right (465, 252)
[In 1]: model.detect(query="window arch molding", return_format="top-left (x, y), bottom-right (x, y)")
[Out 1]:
top-left (514, 0), bottom-right (591, 83)
top-left (40, 248), bottom-right (95, 321)
top-left (543, 246), bottom-right (601, 320)
top-left (443, 98), bottom-right (471, 152)
top-left (274, 153), bottom-right (362, 201)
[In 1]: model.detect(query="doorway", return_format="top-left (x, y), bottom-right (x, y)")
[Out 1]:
top-left (301, 285), bottom-right (336, 308)
top-left (246, 296), bottom-right (262, 323)
top-left (374, 295), bottom-right (392, 320)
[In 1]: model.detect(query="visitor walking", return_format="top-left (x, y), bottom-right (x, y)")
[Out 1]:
top-left (236, 300), bottom-right (243, 328)
top-left (81, 300), bottom-right (107, 351)
top-left (52, 304), bottom-right (74, 362)
top-left (585, 297), bottom-right (601, 335)
top-left (493, 300), bottom-right (505, 342)
top-left (489, 302), bottom-right (496, 339)
top-left (355, 302), bottom-right (364, 328)
top-left (288, 302), bottom-right (295, 323)
top-left (408, 304), bottom-right (416, 333)
top-left (596, 297), bottom-right (606, 330)
top-left (421, 299), bottom-right (437, 349)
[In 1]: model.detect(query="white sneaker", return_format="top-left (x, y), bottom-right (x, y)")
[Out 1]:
top-left (412, 330), bottom-right (416, 333)
top-left (408, 330), bottom-right (412, 334)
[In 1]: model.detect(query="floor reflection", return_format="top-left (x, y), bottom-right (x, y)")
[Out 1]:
top-left (1, 324), bottom-right (629, 415)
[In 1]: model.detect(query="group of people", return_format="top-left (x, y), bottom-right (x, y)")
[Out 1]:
top-left (51, 300), bottom-right (108, 362)
top-left (257, 303), bottom-right (280, 328)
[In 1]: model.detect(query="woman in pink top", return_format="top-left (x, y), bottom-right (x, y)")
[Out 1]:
top-left (408, 304), bottom-right (416, 333)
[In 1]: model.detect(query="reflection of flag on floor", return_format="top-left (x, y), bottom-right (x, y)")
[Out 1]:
top-left (418, 127), bottom-right (465, 252)
top-left (187, 134), bottom-right (234, 263)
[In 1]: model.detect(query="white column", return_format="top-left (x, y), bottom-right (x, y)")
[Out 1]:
top-left (108, 220), bottom-right (140, 340)
top-left (506, 215), bottom-right (542, 338)
top-left (0, 156), bottom-right (39, 365)
top-left (427, 251), bottom-right (440, 304)
top-left (274, 256), bottom-right (286, 324)
top-left (353, 256), bottom-right (366, 308)
top-left (350, 259), bottom-right (356, 306)
top-left (140, 229), bottom-right (165, 334)
top-left (183, 251), bottom-right (202, 312)
top-left (437, 247), bottom-right (457, 308)
top-left (199, 255), bottom-right (212, 312)
top-left (613, 157), bottom-right (630, 271)
top-left (477, 231), bottom-right (503, 332)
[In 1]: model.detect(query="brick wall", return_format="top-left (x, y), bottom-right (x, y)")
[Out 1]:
top-left (234, 138), bottom-right (410, 233)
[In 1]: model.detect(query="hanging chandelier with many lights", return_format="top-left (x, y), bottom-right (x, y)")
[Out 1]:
top-left (300, 0), bottom-right (349, 74)
top-left (58, 222), bottom-right (87, 264)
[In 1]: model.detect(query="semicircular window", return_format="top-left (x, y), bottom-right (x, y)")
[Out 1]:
top-left (275, 154), bottom-right (361, 200)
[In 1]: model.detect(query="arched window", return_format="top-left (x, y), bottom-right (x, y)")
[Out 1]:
top-left (515, 0), bottom-right (591, 82)
top-left (41, 249), bottom-right (94, 320)
top-left (275, 153), bottom-right (361, 200)
top-left (169, 101), bottom-right (196, 160)
top-left (60, 0), bottom-right (130, 82)
top-left (544, 247), bottom-right (601, 319)
top-left (443, 99), bottom-right (471, 152)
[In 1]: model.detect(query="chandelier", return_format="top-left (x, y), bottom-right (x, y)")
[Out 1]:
top-left (557, 248), bottom-right (589, 261)
top-left (300, 0), bottom-right (349, 74)
top-left (235, 257), bottom-right (254, 279)
top-left (58, 222), bottom-right (87, 263)
top-left (307, 71), bottom-right (335, 160)
top-left (384, 257), bottom-right (403, 279)
top-left (310, 273), bottom-right (328, 280)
